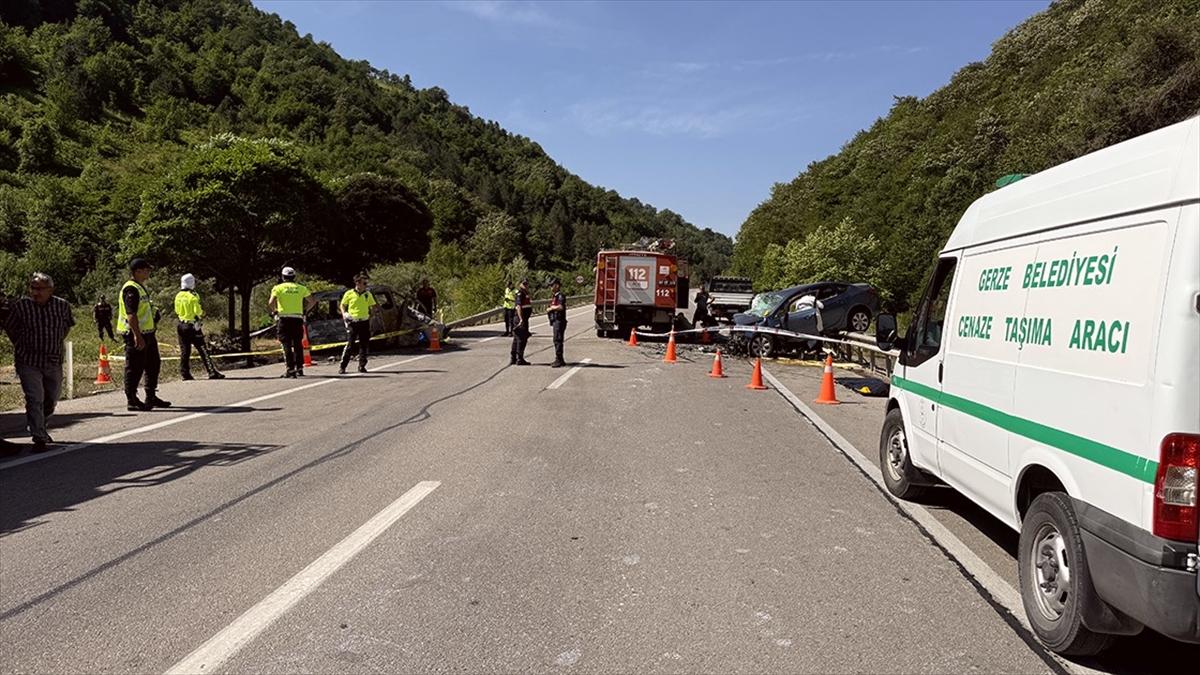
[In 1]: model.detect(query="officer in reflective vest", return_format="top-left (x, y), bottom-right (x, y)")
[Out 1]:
top-left (268, 266), bottom-right (315, 378)
top-left (509, 278), bottom-right (533, 366)
top-left (175, 273), bottom-right (224, 380)
top-left (502, 281), bottom-right (517, 337)
top-left (547, 278), bottom-right (568, 368)
top-left (119, 258), bottom-right (171, 411)
top-left (339, 273), bottom-right (378, 374)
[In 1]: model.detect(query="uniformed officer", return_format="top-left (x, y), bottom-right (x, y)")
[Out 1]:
top-left (509, 278), bottom-right (532, 366)
top-left (547, 278), bottom-right (567, 368)
top-left (175, 273), bottom-right (224, 380)
top-left (268, 266), bottom-right (316, 378)
top-left (502, 280), bottom-right (517, 337)
top-left (119, 258), bottom-right (171, 411)
top-left (339, 273), bottom-right (378, 374)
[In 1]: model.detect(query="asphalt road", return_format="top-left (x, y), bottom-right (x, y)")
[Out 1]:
top-left (0, 308), bottom-right (1075, 673)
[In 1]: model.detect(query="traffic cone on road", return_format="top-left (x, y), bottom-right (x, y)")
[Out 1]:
top-left (815, 353), bottom-right (840, 405)
top-left (663, 331), bottom-right (678, 363)
top-left (746, 357), bottom-right (768, 390)
top-left (428, 326), bottom-right (442, 352)
top-left (708, 349), bottom-right (726, 378)
top-left (302, 327), bottom-right (314, 367)
top-left (94, 343), bottom-right (113, 385)
top-left (627, 327), bottom-right (638, 347)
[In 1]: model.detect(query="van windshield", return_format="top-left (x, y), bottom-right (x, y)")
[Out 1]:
top-left (747, 292), bottom-right (785, 317)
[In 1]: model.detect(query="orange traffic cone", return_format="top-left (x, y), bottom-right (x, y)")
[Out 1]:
top-left (94, 343), bottom-right (113, 385)
top-left (429, 326), bottom-right (442, 352)
top-left (627, 327), bottom-right (638, 347)
top-left (746, 356), bottom-right (768, 390)
top-left (700, 327), bottom-right (711, 344)
top-left (815, 353), bottom-right (840, 404)
top-left (708, 349), bottom-right (726, 378)
top-left (663, 331), bottom-right (678, 363)
top-left (302, 326), bottom-right (314, 367)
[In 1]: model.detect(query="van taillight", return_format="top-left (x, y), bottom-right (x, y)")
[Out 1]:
top-left (1153, 433), bottom-right (1199, 542)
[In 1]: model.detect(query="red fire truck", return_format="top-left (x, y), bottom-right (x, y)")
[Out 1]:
top-left (594, 244), bottom-right (690, 338)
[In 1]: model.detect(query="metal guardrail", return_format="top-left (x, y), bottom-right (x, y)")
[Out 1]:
top-left (446, 293), bottom-right (592, 330)
top-left (834, 332), bottom-right (899, 378)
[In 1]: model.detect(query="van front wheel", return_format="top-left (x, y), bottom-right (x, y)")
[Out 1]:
top-left (1018, 492), bottom-right (1113, 656)
top-left (878, 408), bottom-right (930, 500)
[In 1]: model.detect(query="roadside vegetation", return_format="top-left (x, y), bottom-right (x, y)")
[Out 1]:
top-left (733, 0), bottom-right (1200, 311)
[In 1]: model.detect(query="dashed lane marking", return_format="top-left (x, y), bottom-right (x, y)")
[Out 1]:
top-left (546, 358), bottom-right (592, 390)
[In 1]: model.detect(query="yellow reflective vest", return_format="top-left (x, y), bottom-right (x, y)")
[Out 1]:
top-left (174, 290), bottom-right (204, 322)
top-left (117, 280), bottom-right (155, 334)
top-left (503, 287), bottom-right (517, 309)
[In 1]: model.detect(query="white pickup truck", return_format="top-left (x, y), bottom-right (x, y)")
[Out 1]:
top-left (705, 277), bottom-right (755, 320)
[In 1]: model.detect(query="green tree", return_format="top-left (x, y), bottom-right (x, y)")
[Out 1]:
top-left (16, 118), bottom-right (58, 172)
top-left (316, 172), bottom-right (433, 282)
top-left (127, 134), bottom-right (331, 350)
top-left (467, 211), bottom-right (522, 265)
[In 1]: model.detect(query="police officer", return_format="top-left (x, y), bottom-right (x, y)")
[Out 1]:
top-left (120, 258), bottom-right (171, 411)
top-left (509, 278), bottom-right (532, 366)
top-left (175, 273), bottom-right (224, 380)
top-left (502, 280), bottom-right (516, 337)
top-left (268, 266), bottom-right (315, 378)
top-left (547, 278), bottom-right (567, 368)
top-left (339, 273), bottom-right (377, 374)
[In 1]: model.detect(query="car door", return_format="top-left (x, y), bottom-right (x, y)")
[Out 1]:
top-left (817, 284), bottom-right (849, 330)
top-left (784, 295), bottom-right (818, 335)
top-left (895, 256), bottom-right (959, 473)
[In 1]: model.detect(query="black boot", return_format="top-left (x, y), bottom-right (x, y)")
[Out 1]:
top-left (145, 394), bottom-right (172, 408)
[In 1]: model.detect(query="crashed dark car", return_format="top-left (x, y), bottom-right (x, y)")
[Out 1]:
top-left (731, 282), bottom-right (879, 358)
top-left (306, 285), bottom-right (449, 350)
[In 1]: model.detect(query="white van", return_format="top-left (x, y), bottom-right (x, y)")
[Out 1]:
top-left (874, 116), bottom-right (1199, 655)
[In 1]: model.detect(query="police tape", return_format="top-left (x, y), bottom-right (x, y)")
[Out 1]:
top-left (630, 324), bottom-right (885, 351)
top-left (107, 327), bottom-right (422, 362)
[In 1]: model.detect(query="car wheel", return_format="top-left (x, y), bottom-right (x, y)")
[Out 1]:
top-left (878, 408), bottom-right (931, 500)
top-left (849, 307), bottom-right (872, 333)
top-left (1018, 492), bottom-right (1114, 656)
top-left (749, 334), bottom-right (774, 358)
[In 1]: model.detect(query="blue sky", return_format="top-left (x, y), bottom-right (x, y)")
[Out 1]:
top-left (253, 0), bottom-right (1049, 238)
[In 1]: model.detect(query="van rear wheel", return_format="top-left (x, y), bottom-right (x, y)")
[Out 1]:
top-left (1018, 492), bottom-right (1114, 656)
top-left (878, 408), bottom-right (930, 500)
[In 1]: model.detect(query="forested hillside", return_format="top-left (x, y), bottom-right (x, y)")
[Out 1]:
top-left (0, 0), bottom-right (731, 320)
top-left (733, 0), bottom-right (1200, 310)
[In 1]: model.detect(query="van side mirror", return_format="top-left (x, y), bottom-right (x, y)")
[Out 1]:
top-left (876, 313), bottom-right (900, 351)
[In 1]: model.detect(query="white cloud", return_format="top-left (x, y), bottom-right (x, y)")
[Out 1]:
top-left (445, 0), bottom-right (561, 28)
top-left (569, 98), bottom-right (794, 139)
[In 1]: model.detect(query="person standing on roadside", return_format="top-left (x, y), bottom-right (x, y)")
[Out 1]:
top-left (120, 259), bottom-right (171, 412)
top-left (692, 283), bottom-right (712, 328)
top-left (268, 266), bottom-right (315, 378)
top-left (93, 295), bottom-right (114, 341)
top-left (416, 278), bottom-right (437, 317)
top-left (509, 278), bottom-right (533, 366)
top-left (502, 280), bottom-right (516, 337)
top-left (547, 278), bottom-right (567, 368)
top-left (338, 273), bottom-right (377, 374)
top-left (174, 273), bottom-right (224, 381)
top-left (2, 273), bottom-right (73, 453)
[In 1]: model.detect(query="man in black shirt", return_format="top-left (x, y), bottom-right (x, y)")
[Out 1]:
top-left (547, 278), bottom-right (567, 368)
top-left (509, 278), bottom-right (532, 366)
top-left (93, 295), bottom-right (114, 341)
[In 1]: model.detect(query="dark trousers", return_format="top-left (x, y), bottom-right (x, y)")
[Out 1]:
top-left (278, 317), bottom-right (306, 373)
top-left (15, 363), bottom-right (61, 441)
top-left (96, 320), bottom-right (114, 341)
top-left (510, 323), bottom-right (530, 362)
top-left (340, 320), bottom-right (372, 368)
top-left (123, 332), bottom-right (161, 401)
top-left (177, 322), bottom-right (218, 377)
top-left (551, 320), bottom-right (566, 363)
top-left (503, 308), bottom-right (515, 335)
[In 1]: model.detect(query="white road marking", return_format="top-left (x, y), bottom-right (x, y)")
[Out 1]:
top-left (759, 366), bottom-right (1094, 675)
top-left (164, 480), bottom-right (439, 674)
top-left (546, 358), bottom-right (592, 390)
top-left (0, 355), bottom-right (430, 471)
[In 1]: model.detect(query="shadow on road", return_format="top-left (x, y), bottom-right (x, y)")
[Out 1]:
top-left (1, 411), bottom-right (121, 438)
top-left (0, 439), bottom-right (279, 537)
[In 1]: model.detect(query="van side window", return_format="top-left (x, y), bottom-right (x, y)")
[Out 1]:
top-left (379, 292), bottom-right (395, 310)
top-left (905, 258), bottom-right (957, 368)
